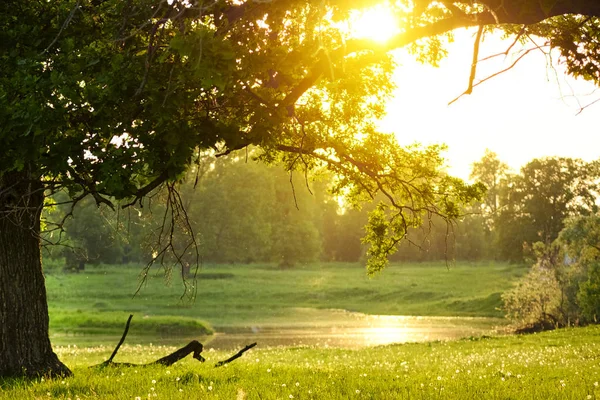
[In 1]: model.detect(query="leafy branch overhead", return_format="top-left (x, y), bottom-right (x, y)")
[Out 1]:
top-left (2, 0), bottom-right (600, 268)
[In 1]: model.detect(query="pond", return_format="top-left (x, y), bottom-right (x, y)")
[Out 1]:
top-left (51, 309), bottom-right (505, 350)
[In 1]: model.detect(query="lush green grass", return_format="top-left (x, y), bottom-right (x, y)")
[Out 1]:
top-left (46, 261), bottom-right (526, 337)
top-left (3, 325), bottom-right (600, 399)
top-left (50, 311), bottom-right (212, 336)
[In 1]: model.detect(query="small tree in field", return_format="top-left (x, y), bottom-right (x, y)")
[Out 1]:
top-left (2, 0), bottom-right (600, 377)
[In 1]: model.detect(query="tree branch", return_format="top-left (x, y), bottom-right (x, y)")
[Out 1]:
top-left (448, 24), bottom-right (484, 105)
top-left (122, 170), bottom-right (170, 209)
top-left (101, 314), bottom-right (133, 367)
top-left (280, 13), bottom-right (489, 110)
top-left (214, 343), bottom-right (257, 368)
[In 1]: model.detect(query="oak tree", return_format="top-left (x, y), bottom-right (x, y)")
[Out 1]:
top-left (1, 0), bottom-right (600, 377)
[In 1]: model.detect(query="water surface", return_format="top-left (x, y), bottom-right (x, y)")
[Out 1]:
top-left (51, 308), bottom-right (504, 350)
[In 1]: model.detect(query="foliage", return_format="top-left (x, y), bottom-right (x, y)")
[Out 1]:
top-left (512, 158), bottom-right (599, 244)
top-left (474, 155), bottom-right (600, 263)
top-left (503, 215), bottom-right (600, 329)
top-left (470, 149), bottom-right (509, 216)
top-left (560, 215), bottom-right (600, 323)
top-left (578, 262), bottom-right (600, 322)
top-left (3, 0), bottom-right (599, 275)
top-left (186, 157), bottom-right (275, 264)
top-left (501, 247), bottom-right (563, 329)
top-left (12, 0), bottom-right (582, 275)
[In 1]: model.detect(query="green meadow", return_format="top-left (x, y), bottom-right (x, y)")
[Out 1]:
top-left (2, 326), bottom-right (600, 399)
top-left (3, 261), bottom-right (599, 399)
top-left (46, 261), bottom-right (527, 338)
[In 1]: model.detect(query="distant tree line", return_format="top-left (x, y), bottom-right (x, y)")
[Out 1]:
top-left (42, 150), bottom-right (600, 269)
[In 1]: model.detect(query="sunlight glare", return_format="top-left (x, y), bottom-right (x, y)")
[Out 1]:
top-left (350, 5), bottom-right (399, 43)
top-left (364, 326), bottom-right (415, 346)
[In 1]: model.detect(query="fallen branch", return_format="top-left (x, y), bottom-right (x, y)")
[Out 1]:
top-left (103, 314), bottom-right (133, 366)
top-left (214, 343), bottom-right (257, 368)
top-left (93, 315), bottom-right (256, 369)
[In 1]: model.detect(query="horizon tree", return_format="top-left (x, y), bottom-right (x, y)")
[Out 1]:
top-left (2, 0), bottom-right (600, 378)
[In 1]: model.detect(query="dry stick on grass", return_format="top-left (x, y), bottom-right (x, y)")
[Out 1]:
top-left (94, 315), bottom-right (255, 368)
top-left (214, 343), bottom-right (258, 368)
top-left (101, 314), bottom-right (133, 366)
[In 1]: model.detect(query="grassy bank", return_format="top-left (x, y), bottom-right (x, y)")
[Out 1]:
top-left (3, 325), bottom-right (599, 399)
top-left (45, 261), bottom-right (526, 338)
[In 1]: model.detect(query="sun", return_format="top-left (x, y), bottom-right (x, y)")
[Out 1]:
top-left (350, 5), bottom-right (400, 43)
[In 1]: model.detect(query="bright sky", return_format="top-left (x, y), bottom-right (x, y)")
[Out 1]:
top-left (377, 29), bottom-right (600, 181)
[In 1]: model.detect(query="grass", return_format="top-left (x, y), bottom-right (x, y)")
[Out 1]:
top-left (50, 311), bottom-right (212, 336)
top-left (2, 325), bottom-right (600, 399)
top-left (45, 261), bottom-right (527, 338)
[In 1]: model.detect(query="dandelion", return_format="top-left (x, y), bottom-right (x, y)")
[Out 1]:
top-left (166, 370), bottom-right (171, 375)
top-left (267, 369), bottom-right (271, 373)
top-left (356, 389), bottom-right (360, 394)
top-left (595, 382), bottom-right (599, 387)
top-left (135, 397), bottom-right (141, 400)
top-left (176, 377), bottom-right (181, 382)
top-left (587, 396), bottom-right (592, 399)
top-left (208, 386), bottom-right (213, 391)
top-left (437, 376), bottom-right (442, 381)
top-left (151, 379), bottom-right (156, 384)
top-left (289, 395), bottom-right (294, 399)
top-left (295, 382), bottom-right (300, 387)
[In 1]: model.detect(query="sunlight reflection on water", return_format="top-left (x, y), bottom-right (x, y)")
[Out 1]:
top-left (51, 312), bottom-right (503, 350)
top-left (205, 314), bottom-right (502, 350)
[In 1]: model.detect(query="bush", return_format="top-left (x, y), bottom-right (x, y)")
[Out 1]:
top-left (502, 263), bottom-right (561, 328)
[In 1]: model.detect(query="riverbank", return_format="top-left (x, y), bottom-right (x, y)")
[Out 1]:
top-left (46, 261), bottom-right (526, 340)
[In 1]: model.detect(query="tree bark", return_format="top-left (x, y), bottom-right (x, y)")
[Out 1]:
top-left (0, 170), bottom-right (72, 378)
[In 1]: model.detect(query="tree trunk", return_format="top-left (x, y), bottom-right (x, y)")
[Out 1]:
top-left (0, 170), bottom-right (71, 378)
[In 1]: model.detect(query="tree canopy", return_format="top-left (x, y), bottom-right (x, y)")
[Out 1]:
top-left (3, 0), bottom-right (600, 269)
